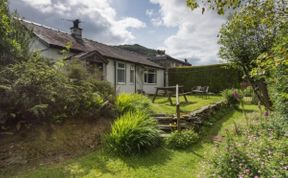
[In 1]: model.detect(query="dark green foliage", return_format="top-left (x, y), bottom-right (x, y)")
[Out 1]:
top-left (165, 130), bottom-right (199, 149)
top-left (116, 93), bottom-right (152, 115)
top-left (221, 89), bottom-right (242, 106)
top-left (115, 44), bottom-right (158, 57)
top-left (270, 33), bottom-right (288, 120)
top-left (0, 0), bottom-right (32, 65)
top-left (168, 64), bottom-right (241, 93)
top-left (242, 86), bottom-right (253, 97)
top-left (0, 57), bottom-right (70, 123)
top-left (0, 57), bottom-right (114, 124)
top-left (63, 59), bottom-right (114, 102)
top-left (105, 112), bottom-right (160, 155)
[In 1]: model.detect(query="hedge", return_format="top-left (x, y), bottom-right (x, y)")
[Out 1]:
top-left (168, 64), bottom-right (241, 93)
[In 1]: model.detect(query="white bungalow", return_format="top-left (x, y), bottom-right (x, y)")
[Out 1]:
top-left (21, 19), bottom-right (165, 94)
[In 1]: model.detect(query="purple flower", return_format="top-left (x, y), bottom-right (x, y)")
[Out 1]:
top-left (264, 111), bottom-right (269, 117)
top-left (232, 90), bottom-right (241, 101)
top-left (245, 169), bottom-right (250, 173)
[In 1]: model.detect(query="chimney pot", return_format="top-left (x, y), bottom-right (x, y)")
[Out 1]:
top-left (70, 19), bottom-right (82, 39)
top-left (156, 50), bottom-right (165, 56)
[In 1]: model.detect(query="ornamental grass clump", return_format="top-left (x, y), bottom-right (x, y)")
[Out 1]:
top-left (105, 111), bottom-right (160, 155)
top-left (165, 130), bottom-right (199, 149)
top-left (116, 93), bottom-right (152, 114)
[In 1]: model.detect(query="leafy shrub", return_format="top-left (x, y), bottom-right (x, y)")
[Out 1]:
top-left (0, 57), bottom-right (71, 123)
top-left (116, 93), bottom-right (151, 114)
top-left (105, 111), bottom-right (160, 155)
top-left (165, 130), bottom-right (199, 149)
top-left (0, 57), bottom-right (114, 125)
top-left (242, 86), bottom-right (253, 97)
top-left (63, 60), bottom-right (115, 118)
top-left (207, 114), bottom-right (288, 178)
top-left (221, 89), bottom-right (242, 106)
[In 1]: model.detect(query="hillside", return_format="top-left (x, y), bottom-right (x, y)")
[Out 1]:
top-left (115, 44), bottom-right (158, 57)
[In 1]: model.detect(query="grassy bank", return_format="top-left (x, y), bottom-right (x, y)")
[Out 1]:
top-left (13, 104), bottom-right (258, 178)
top-left (151, 95), bottom-right (222, 114)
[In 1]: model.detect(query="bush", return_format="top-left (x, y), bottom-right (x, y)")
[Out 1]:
top-left (207, 114), bottom-right (288, 178)
top-left (0, 58), bottom-right (72, 123)
top-left (221, 89), bottom-right (242, 106)
top-left (0, 57), bottom-right (114, 125)
top-left (105, 111), bottom-right (160, 155)
top-left (165, 130), bottom-right (199, 149)
top-left (242, 86), bottom-right (253, 97)
top-left (63, 60), bottom-right (115, 118)
top-left (116, 93), bottom-right (152, 114)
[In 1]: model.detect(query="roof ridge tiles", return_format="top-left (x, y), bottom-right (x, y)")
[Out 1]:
top-left (19, 18), bottom-right (69, 34)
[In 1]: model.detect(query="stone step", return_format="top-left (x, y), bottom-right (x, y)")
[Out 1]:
top-left (160, 133), bottom-right (171, 138)
top-left (158, 123), bottom-right (189, 132)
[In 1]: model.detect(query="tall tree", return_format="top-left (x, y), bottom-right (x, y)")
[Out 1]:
top-left (0, 0), bottom-right (31, 66)
top-left (187, 0), bottom-right (287, 110)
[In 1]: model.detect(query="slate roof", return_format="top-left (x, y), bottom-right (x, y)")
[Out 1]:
top-left (21, 19), bottom-right (163, 69)
top-left (149, 55), bottom-right (191, 66)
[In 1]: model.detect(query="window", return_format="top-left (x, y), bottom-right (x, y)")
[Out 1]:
top-left (117, 62), bottom-right (126, 83)
top-left (144, 69), bottom-right (157, 84)
top-left (130, 66), bottom-right (135, 83)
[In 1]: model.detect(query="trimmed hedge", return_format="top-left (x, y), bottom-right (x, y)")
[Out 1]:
top-left (168, 64), bottom-right (241, 93)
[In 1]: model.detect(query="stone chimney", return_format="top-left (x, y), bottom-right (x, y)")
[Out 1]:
top-left (70, 19), bottom-right (82, 39)
top-left (156, 50), bottom-right (165, 56)
top-left (184, 58), bottom-right (188, 63)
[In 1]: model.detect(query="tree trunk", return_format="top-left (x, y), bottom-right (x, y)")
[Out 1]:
top-left (241, 65), bottom-right (272, 111)
top-left (256, 79), bottom-right (273, 110)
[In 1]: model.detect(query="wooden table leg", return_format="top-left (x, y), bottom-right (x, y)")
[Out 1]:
top-left (168, 93), bottom-right (173, 105)
top-left (152, 88), bottom-right (158, 103)
top-left (183, 94), bottom-right (188, 103)
top-left (181, 88), bottom-right (188, 103)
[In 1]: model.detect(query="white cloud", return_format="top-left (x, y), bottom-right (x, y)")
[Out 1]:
top-left (146, 9), bottom-right (154, 17)
top-left (21, 0), bottom-right (51, 6)
top-left (149, 0), bottom-right (226, 65)
top-left (19, 0), bottom-right (146, 44)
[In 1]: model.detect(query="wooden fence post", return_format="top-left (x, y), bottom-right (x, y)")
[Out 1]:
top-left (176, 84), bottom-right (180, 131)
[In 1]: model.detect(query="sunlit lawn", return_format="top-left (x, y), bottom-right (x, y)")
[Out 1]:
top-left (151, 94), bottom-right (223, 114)
top-left (17, 104), bottom-right (258, 178)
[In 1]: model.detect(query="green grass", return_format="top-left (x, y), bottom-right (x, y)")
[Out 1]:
top-left (151, 95), bottom-right (223, 114)
top-left (16, 104), bottom-right (259, 178)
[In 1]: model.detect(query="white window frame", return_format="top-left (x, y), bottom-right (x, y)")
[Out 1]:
top-left (144, 69), bottom-right (157, 84)
top-left (129, 65), bottom-right (135, 83)
top-left (116, 62), bottom-right (126, 84)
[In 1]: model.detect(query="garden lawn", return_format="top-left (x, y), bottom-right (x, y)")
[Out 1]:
top-left (151, 95), bottom-right (222, 114)
top-left (16, 104), bottom-right (259, 178)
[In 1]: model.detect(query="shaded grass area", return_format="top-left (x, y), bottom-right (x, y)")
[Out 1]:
top-left (151, 95), bottom-right (223, 114)
top-left (15, 104), bottom-right (259, 178)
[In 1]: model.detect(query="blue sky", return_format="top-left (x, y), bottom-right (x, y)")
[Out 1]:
top-left (9, 0), bottom-right (226, 65)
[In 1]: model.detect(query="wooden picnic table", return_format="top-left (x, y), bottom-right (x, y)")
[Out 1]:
top-left (152, 86), bottom-right (189, 105)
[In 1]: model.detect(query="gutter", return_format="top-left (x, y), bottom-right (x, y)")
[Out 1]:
top-left (114, 61), bottom-right (117, 93)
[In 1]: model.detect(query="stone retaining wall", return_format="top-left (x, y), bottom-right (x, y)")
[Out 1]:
top-left (154, 100), bottom-right (228, 132)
